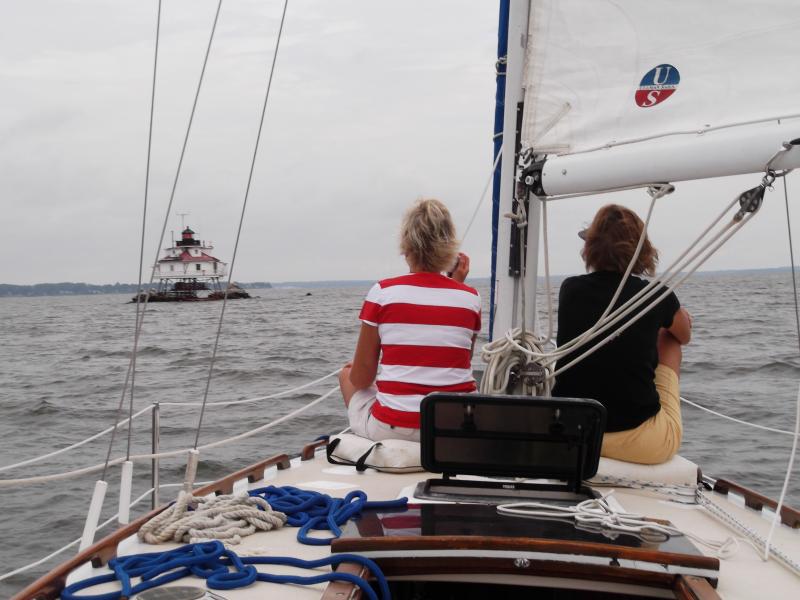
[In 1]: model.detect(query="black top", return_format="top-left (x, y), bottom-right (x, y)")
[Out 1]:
top-left (552, 271), bottom-right (680, 432)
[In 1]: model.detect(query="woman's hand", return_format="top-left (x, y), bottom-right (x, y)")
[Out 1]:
top-left (449, 252), bottom-right (470, 283)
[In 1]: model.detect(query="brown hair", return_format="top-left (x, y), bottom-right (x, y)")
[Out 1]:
top-left (581, 204), bottom-right (658, 276)
top-left (400, 198), bottom-right (459, 273)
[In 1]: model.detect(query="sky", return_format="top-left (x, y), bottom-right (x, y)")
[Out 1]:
top-left (0, 0), bottom-right (797, 286)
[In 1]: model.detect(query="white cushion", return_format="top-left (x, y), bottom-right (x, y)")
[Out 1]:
top-left (589, 454), bottom-right (699, 487)
top-left (327, 433), bottom-right (423, 473)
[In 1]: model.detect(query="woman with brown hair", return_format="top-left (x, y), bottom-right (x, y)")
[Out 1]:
top-left (552, 204), bottom-right (692, 464)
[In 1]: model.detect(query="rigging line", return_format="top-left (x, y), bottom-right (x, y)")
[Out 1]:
top-left (562, 113), bottom-right (800, 158)
top-left (0, 386), bottom-right (337, 488)
top-left (550, 188), bottom-right (662, 357)
top-left (543, 181), bottom-right (673, 202)
top-left (461, 147), bottom-right (502, 243)
top-left (102, 0), bottom-right (165, 481)
top-left (765, 175), bottom-right (800, 561)
top-left (193, 0), bottom-right (290, 450)
top-left (549, 212), bottom-right (756, 379)
top-left (540, 197), bottom-right (554, 344)
top-left (539, 219), bottom-right (738, 364)
top-left (162, 368), bottom-right (339, 407)
top-left (0, 371), bottom-right (339, 473)
top-left (539, 193), bottom-right (741, 364)
top-left (0, 480), bottom-right (213, 582)
top-left (128, 0), bottom-right (163, 463)
top-left (0, 406), bottom-right (154, 474)
top-left (680, 396), bottom-right (798, 437)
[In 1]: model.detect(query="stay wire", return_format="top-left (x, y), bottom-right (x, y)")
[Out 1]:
top-left (193, 0), bottom-right (290, 449)
top-left (128, 0), bottom-right (162, 462)
top-left (765, 174), bottom-right (800, 560)
top-left (102, 0), bottom-right (163, 480)
top-left (461, 147), bottom-right (502, 243)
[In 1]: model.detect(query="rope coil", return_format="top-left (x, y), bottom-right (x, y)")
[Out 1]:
top-left (138, 491), bottom-right (287, 545)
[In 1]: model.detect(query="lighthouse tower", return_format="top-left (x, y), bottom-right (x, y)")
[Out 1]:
top-left (154, 227), bottom-right (228, 296)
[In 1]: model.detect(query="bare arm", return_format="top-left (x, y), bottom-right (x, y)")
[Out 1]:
top-left (349, 323), bottom-right (381, 389)
top-left (668, 307), bottom-right (692, 345)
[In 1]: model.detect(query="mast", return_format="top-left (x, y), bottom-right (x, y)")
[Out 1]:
top-left (491, 0), bottom-right (538, 342)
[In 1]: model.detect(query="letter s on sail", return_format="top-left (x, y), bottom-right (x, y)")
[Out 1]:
top-left (635, 64), bottom-right (680, 108)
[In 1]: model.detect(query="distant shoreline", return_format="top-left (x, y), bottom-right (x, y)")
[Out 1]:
top-left (0, 267), bottom-right (794, 298)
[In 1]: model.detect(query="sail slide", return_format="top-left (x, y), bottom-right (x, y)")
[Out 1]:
top-left (522, 0), bottom-right (800, 195)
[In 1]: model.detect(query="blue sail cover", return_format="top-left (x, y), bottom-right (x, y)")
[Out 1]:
top-left (489, 0), bottom-right (509, 341)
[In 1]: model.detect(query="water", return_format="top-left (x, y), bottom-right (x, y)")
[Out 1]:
top-left (1, 272), bottom-right (799, 595)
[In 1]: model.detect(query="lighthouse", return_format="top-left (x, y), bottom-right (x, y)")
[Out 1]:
top-left (155, 226), bottom-right (227, 291)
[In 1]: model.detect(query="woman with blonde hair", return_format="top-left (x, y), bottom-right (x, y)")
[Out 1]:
top-left (553, 204), bottom-right (692, 464)
top-left (339, 198), bottom-right (482, 442)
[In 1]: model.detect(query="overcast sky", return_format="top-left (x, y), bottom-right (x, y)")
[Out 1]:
top-left (1, 0), bottom-right (797, 286)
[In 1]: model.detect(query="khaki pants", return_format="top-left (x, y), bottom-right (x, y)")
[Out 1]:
top-left (601, 365), bottom-right (682, 465)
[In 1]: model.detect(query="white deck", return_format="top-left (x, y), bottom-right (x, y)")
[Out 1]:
top-left (65, 450), bottom-right (800, 599)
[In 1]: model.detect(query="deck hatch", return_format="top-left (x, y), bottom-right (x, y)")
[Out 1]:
top-left (418, 393), bottom-right (605, 499)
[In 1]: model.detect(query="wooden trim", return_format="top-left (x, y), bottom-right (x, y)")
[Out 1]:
top-left (301, 438), bottom-right (329, 461)
top-left (321, 562), bottom-right (367, 600)
top-left (714, 478), bottom-right (800, 528)
top-left (332, 535), bottom-right (719, 571)
top-left (12, 453), bottom-right (292, 600)
top-left (362, 556), bottom-right (694, 591)
top-left (197, 453), bottom-right (291, 496)
top-left (673, 575), bottom-right (721, 599)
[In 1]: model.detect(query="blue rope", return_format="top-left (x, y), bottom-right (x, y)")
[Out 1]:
top-left (249, 485), bottom-right (408, 545)
top-left (61, 541), bottom-right (390, 600)
top-left (62, 486), bottom-right (406, 600)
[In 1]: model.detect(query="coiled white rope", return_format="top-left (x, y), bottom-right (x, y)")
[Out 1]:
top-left (0, 386), bottom-right (338, 487)
top-left (138, 491), bottom-right (286, 545)
top-left (0, 371), bottom-right (340, 474)
top-left (498, 492), bottom-right (740, 559)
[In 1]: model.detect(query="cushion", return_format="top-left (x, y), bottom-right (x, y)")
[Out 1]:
top-left (326, 433), bottom-right (424, 473)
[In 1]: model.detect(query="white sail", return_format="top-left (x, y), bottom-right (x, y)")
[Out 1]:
top-left (522, 0), bottom-right (800, 194)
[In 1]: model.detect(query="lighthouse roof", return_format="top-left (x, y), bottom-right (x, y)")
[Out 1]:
top-left (182, 226), bottom-right (195, 235)
top-left (158, 250), bottom-right (223, 263)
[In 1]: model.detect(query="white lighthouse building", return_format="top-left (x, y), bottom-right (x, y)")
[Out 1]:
top-left (132, 226), bottom-right (249, 302)
top-left (155, 226), bottom-right (227, 287)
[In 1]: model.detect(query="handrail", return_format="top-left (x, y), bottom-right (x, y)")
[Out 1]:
top-left (0, 371), bottom-right (339, 474)
top-left (0, 386), bottom-right (337, 487)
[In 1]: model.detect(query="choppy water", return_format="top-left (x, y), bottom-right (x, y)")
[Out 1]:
top-left (1, 272), bottom-right (799, 595)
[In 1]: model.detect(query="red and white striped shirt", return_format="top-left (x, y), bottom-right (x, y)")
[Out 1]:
top-left (359, 272), bottom-right (482, 428)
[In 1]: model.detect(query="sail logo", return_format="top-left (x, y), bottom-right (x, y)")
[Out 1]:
top-left (635, 64), bottom-right (680, 107)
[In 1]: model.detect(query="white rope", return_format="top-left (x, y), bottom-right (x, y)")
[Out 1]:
top-left (498, 491), bottom-right (740, 559)
top-left (549, 212), bottom-right (753, 379)
top-left (138, 491), bottom-right (286, 545)
top-left (544, 185), bottom-right (665, 364)
top-left (462, 147), bottom-right (503, 243)
top-left (0, 481), bottom-right (213, 583)
top-left (0, 406), bottom-right (154, 474)
top-left (0, 386), bottom-right (337, 487)
top-left (763, 350), bottom-right (800, 561)
top-left (681, 396), bottom-right (799, 437)
top-left (160, 368), bottom-right (339, 407)
top-left (0, 372), bottom-right (339, 474)
top-left (698, 490), bottom-right (800, 577)
top-left (564, 113), bottom-right (800, 157)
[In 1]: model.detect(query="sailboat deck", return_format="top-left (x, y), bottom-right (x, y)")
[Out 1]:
top-left (54, 446), bottom-right (800, 600)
